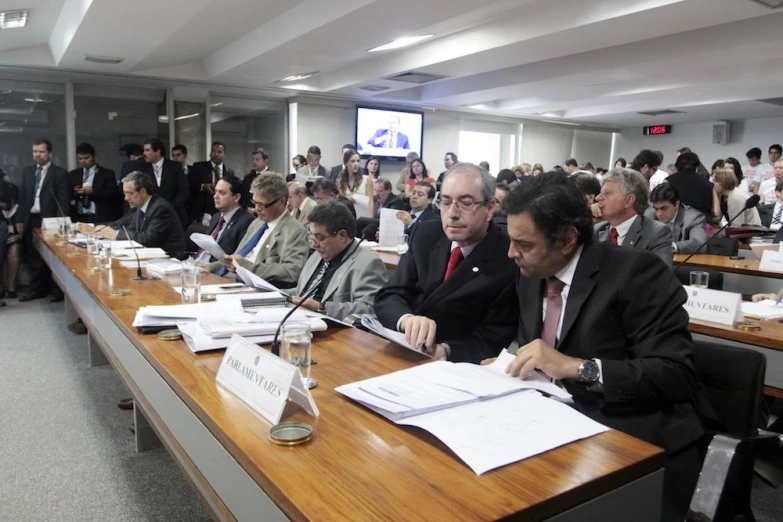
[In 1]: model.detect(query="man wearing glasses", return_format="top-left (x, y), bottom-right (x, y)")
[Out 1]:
top-left (290, 201), bottom-right (388, 320)
top-left (374, 163), bottom-right (518, 363)
top-left (211, 172), bottom-right (308, 289)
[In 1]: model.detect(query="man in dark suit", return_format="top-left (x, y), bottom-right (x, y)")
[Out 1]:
top-left (193, 176), bottom-right (253, 264)
top-left (758, 181), bottom-right (783, 230)
top-left (374, 163), bottom-right (518, 363)
top-left (189, 142), bottom-right (234, 226)
top-left (17, 138), bottom-right (71, 302)
top-left (436, 152), bottom-right (458, 192)
top-left (492, 183), bottom-right (510, 230)
top-left (68, 143), bottom-right (121, 224)
top-left (171, 144), bottom-right (191, 177)
top-left (242, 148), bottom-right (270, 206)
top-left (124, 139), bottom-right (189, 227)
top-left (367, 115), bottom-right (410, 149)
top-left (311, 178), bottom-right (357, 219)
top-left (644, 183), bottom-right (708, 254)
top-left (356, 177), bottom-right (407, 238)
top-left (80, 171), bottom-right (185, 257)
top-left (594, 167), bottom-right (673, 267)
top-left (396, 181), bottom-right (438, 241)
top-left (496, 172), bottom-right (707, 521)
top-left (329, 144), bottom-right (356, 181)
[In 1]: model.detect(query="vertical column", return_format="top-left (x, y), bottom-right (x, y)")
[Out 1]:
top-left (205, 91), bottom-right (212, 156)
top-left (166, 88), bottom-right (175, 147)
top-left (64, 80), bottom-right (76, 170)
top-left (134, 403), bottom-right (162, 452)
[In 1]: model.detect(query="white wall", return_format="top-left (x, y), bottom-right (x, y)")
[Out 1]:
top-left (571, 129), bottom-right (614, 169)
top-left (613, 118), bottom-right (783, 169)
top-left (520, 124), bottom-right (574, 169)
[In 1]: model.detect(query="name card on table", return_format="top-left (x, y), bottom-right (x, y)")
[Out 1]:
top-left (216, 334), bottom-right (319, 425)
top-left (762, 250), bottom-right (783, 273)
top-left (778, 242), bottom-right (783, 252)
top-left (683, 286), bottom-right (743, 326)
top-left (41, 217), bottom-right (72, 230)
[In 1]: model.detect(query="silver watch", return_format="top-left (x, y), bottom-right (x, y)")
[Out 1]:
top-left (578, 359), bottom-right (600, 383)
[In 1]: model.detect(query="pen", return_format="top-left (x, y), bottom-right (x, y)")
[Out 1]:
top-left (776, 298), bottom-right (782, 306)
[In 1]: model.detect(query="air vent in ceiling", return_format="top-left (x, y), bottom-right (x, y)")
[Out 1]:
top-left (84, 55), bottom-right (124, 64)
top-left (637, 109), bottom-right (685, 116)
top-left (359, 85), bottom-right (391, 92)
top-left (758, 97), bottom-right (783, 107)
top-left (748, 0), bottom-right (783, 9)
top-left (383, 71), bottom-right (449, 84)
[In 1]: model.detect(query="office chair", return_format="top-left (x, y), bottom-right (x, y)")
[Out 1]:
top-left (687, 341), bottom-right (781, 522)
top-left (674, 266), bottom-right (724, 291)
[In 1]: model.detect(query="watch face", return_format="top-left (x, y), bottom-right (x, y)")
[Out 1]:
top-left (580, 360), bottom-right (600, 382)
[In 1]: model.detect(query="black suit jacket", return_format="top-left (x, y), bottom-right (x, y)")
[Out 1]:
top-left (329, 165), bottom-right (342, 182)
top-left (202, 208), bottom-right (254, 262)
top-left (18, 163), bottom-right (71, 230)
top-left (129, 158), bottom-right (189, 226)
top-left (110, 194), bottom-right (186, 257)
top-left (759, 203), bottom-right (776, 228)
top-left (375, 221), bottom-right (518, 363)
top-left (405, 206), bottom-right (439, 240)
top-left (68, 165), bottom-right (121, 223)
top-left (516, 241), bottom-right (706, 454)
top-left (188, 161), bottom-right (235, 222)
top-left (374, 193), bottom-right (407, 214)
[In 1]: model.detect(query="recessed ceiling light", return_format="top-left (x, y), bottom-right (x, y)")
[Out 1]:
top-left (368, 35), bottom-right (433, 52)
top-left (0, 10), bottom-right (28, 29)
top-left (83, 54), bottom-right (124, 64)
top-left (174, 113), bottom-right (200, 121)
top-left (469, 104), bottom-right (491, 110)
top-left (277, 72), bottom-right (318, 83)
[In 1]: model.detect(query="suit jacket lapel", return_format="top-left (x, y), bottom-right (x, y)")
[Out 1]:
top-left (624, 215), bottom-right (643, 248)
top-left (40, 165), bottom-right (56, 193)
top-left (323, 249), bottom-right (357, 300)
top-left (557, 244), bottom-right (599, 349)
top-left (673, 207), bottom-right (685, 239)
top-left (518, 276), bottom-right (544, 344)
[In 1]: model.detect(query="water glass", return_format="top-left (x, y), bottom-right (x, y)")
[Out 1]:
top-left (396, 233), bottom-right (409, 255)
top-left (98, 242), bottom-right (112, 270)
top-left (181, 271), bottom-right (201, 304)
top-left (280, 323), bottom-right (315, 389)
top-left (690, 271), bottom-right (709, 289)
top-left (85, 233), bottom-right (98, 256)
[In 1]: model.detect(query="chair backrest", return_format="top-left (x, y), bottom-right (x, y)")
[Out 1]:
top-left (674, 266), bottom-right (724, 290)
top-left (692, 340), bottom-right (766, 437)
top-left (706, 237), bottom-right (739, 256)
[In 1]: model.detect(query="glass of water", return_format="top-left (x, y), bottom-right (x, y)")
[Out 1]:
top-left (281, 323), bottom-right (315, 389)
top-left (396, 233), bottom-right (409, 255)
top-left (181, 271), bottom-right (201, 304)
top-left (690, 271), bottom-right (709, 289)
top-left (85, 233), bottom-right (99, 256)
top-left (98, 242), bottom-right (112, 270)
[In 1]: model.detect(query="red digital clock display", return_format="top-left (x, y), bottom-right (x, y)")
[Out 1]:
top-left (643, 125), bottom-right (672, 136)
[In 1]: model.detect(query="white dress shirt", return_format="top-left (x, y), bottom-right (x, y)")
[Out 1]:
top-left (152, 158), bottom-right (164, 187)
top-left (612, 214), bottom-right (638, 246)
top-left (81, 166), bottom-right (97, 215)
top-left (30, 162), bottom-right (51, 214)
top-left (195, 206), bottom-right (240, 263)
top-left (246, 212), bottom-right (285, 262)
top-left (770, 201), bottom-right (783, 231)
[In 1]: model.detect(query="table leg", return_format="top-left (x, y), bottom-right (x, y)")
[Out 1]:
top-left (134, 402), bottom-right (162, 452)
top-left (87, 331), bottom-right (109, 367)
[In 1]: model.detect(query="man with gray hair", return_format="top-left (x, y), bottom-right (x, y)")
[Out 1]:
top-left (396, 151), bottom-right (419, 193)
top-left (212, 172), bottom-right (308, 289)
top-left (594, 167), bottom-right (673, 267)
top-left (78, 171), bottom-right (186, 257)
top-left (374, 163), bottom-right (518, 363)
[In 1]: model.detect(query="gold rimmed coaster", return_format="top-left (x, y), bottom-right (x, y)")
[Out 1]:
top-left (157, 329), bottom-right (183, 341)
top-left (269, 422), bottom-right (313, 446)
top-left (110, 289), bottom-right (131, 297)
top-left (734, 321), bottom-right (761, 331)
top-left (85, 267), bottom-right (103, 274)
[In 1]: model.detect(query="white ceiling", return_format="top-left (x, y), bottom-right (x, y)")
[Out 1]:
top-left (0, 0), bottom-right (782, 127)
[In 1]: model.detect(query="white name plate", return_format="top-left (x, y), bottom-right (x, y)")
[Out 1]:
top-left (778, 242), bottom-right (783, 252)
top-left (683, 286), bottom-right (742, 326)
top-left (41, 217), bottom-right (72, 230)
top-left (216, 334), bottom-right (318, 425)
top-left (762, 250), bottom-right (783, 272)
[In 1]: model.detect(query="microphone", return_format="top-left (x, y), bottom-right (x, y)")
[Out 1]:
top-left (674, 194), bottom-right (761, 271)
top-left (50, 185), bottom-right (70, 233)
top-left (122, 225), bottom-right (149, 281)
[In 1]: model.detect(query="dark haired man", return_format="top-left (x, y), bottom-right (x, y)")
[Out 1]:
top-left (17, 138), bottom-right (70, 302)
top-left (436, 152), bottom-right (458, 191)
top-left (129, 138), bottom-right (189, 227)
top-left (356, 177), bottom-right (405, 238)
top-left (243, 148), bottom-right (270, 204)
top-left (194, 176), bottom-right (253, 264)
top-left (495, 171), bottom-right (707, 521)
top-left (290, 201), bottom-right (388, 320)
top-left (396, 181), bottom-right (438, 240)
top-left (564, 158), bottom-right (579, 175)
top-left (666, 152), bottom-right (717, 222)
top-left (745, 147), bottom-right (773, 194)
top-left (630, 149), bottom-right (661, 182)
top-left (171, 144), bottom-right (190, 176)
top-left (296, 146), bottom-right (327, 184)
top-left (68, 143), bottom-right (121, 224)
top-left (644, 183), bottom-right (707, 254)
top-left (189, 142), bottom-right (235, 226)
top-left (311, 178), bottom-right (358, 219)
top-left (769, 144), bottom-right (782, 167)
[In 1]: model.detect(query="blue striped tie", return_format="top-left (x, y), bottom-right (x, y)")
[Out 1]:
top-left (217, 222), bottom-right (268, 276)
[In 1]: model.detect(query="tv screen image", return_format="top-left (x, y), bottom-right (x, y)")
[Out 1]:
top-left (355, 106), bottom-right (423, 160)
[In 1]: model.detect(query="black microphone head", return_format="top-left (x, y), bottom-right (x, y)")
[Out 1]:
top-left (745, 195), bottom-right (761, 209)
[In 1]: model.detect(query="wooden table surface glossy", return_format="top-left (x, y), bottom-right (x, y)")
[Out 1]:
top-left (40, 231), bottom-right (664, 521)
top-left (373, 250), bottom-right (401, 270)
top-left (689, 317), bottom-right (783, 353)
top-left (674, 253), bottom-right (783, 279)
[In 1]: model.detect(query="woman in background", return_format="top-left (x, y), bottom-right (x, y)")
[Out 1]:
top-left (531, 163), bottom-right (544, 176)
top-left (615, 158), bottom-right (627, 168)
top-left (404, 158), bottom-right (436, 198)
top-left (291, 154), bottom-right (306, 173)
top-left (364, 156), bottom-right (381, 179)
top-left (713, 168), bottom-right (761, 227)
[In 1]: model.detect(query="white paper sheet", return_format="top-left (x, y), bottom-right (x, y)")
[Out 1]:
top-left (741, 299), bottom-right (783, 320)
top-left (235, 265), bottom-right (286, 295)
top-left (112, 248), bottom-right (168, 260)
top-left (379, 208), bottom-right (405, 246)
top-left (198, 314), bottom-right (327, 338)
top-left (173, 283), bottom-right (253, 295)
top-left (98, 240), bottom-right (142, 249)
top-left (140, 300), bottom-right (243, 319)
top-left (398, 392), bottom-right (609, 475)
top-left (354, 194), bottom-right (371, 219)
top-left (190, 233), bottom-right (226, 259)
top-left (177, 322), bottom-right (275, 352)
top-left (360, 314), bottom-right (430, 357)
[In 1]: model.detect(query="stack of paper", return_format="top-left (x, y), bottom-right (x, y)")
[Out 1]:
top-left (235, 266), bottom-right (288, 295)
top-left (98, 239), bottom-right (142, 249)
top-left (133, 300), bottom-right (243, 328)
top-left (741, 299), bottom-right (783, 320)
top-left (215, 292), bottom-right (289, 308)
top-left (173, 283), bottom-right (254, 296)
top-left (360, 315), bottom-right (430, 357)
top-left (337, 350), bottom-right (605, 475)
top-left (145, 258), bottom-right (204, 277)
top-left (177, 322), bottom-right (275, 353)
top-left (113, 248), bottom-right (168, 260)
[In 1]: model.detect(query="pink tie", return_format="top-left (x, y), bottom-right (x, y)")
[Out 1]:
top-left (541, 277), bottom-right (565, 347)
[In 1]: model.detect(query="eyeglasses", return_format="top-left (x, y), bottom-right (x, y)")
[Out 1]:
top-left (307, 231), bottom-right (338, 244)
top-left (440, 199), bottom-right (488, 213)
top-left (253, 196), bottom-right (282, 209)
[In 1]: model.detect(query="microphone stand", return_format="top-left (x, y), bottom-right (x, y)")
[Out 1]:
top-left (122, 225), bottom-right (149, 280)
top-left (50, 186), bottom-right (70, 236)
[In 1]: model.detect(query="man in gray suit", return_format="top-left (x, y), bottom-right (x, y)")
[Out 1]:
top-left (212, 173), bottom-right (309, 289)
top-left (644, 183), bottom-right (707, 255)
top-left (594, 167), bottom-right (673, 267)
top-left (287, 182), bottom-right (317, 225)
top-left (290, 201), bottom-right (388, 320)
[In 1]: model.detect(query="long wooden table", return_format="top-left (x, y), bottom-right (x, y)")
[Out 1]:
top-left (674, 252), bottom-right (783, 295)
top-left (36, 230), bottom-right (665, 521)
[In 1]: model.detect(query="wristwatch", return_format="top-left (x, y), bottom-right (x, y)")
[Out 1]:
top-left (578, 359), bottom-right (600, 383)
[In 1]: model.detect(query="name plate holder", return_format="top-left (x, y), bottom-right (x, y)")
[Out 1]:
top-left (683, 286), bottom-right (743, 326)
top-left (42, 217), bottom-right (72, 230)
top-left (761, 250), bottom-right (783, 273)
top-left (216, 334), bottom-right (319, 425)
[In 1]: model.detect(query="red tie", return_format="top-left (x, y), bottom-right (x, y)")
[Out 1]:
top-left (609, 227), bottom-right (619, 245)
top-left (541, 277), bottom-right (565, 347)
top-left (443, 248), bottom-right (464, 282)
top-left (197, 216), bottom-right (225, 257)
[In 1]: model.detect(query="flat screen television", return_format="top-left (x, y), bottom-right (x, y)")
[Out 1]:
top-left (355, 106), bottom-right (423, 161)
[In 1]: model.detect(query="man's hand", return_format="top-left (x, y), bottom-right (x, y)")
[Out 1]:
top-left (506, 339), bottom-right (582, 381)
top-left (375, 230), bottom-right (379, 242)
top-left (202, 183), bottom-right (215, 195)
top-left (289, 296), bottom-right (321, 312)
top-left (396, 210), bottom-right (413, 227)
top-left (590, 202), bottom-right (602, 221)
top-left (75, 186), bottom-right (93, 195)
top-left (430, 343), bottom-right (448, 361)
top-left (400, 315), bottom-right (437, 351)
top-left (15, 223), bottom-right (23, 235)
top-left (76, 222), bottom-right (95, 233)
top-left (100, 227), bottom-right (119, 240)
top-left (753, 290), bottom-right (783, 302)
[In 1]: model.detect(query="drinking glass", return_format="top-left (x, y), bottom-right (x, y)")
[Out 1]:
top-left (181, 271), bottom-right (201, 304)
top-left (98, 242), bottom-right (112, 270)
top-left (690, 271), bottom-right (709, 289)
top-left (281, 323), bottom-right (315, 389)
top-left (396, 233), bottom-right (409, 255)
top-left (85, 233), bottom-right (98, 256)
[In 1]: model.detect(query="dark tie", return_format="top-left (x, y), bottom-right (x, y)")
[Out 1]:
top-left (137, 209), bottom-right (145, 230)
top-left (443, 247), bottom-right (464, 282)
top-left (541, 277), bottom-right (565, 347)
top-left (774, 206), bottom-right (783, 225)
top-left (305, 260), bottom-right (330, 295)
top-left (83, 168), bottom-right (89, 183)
top-left (197, 216), bottom-right (225, 258)
top-left (217, 222), bottom-right (268, 276)
top-left (213, 165), bottom-right (220, 185)
top-left (295, 208), bottom-right (301, 220)
top-left (609, 227), bottom-right (619, 244)
top-left (34, 166), bottom-right (42, 195)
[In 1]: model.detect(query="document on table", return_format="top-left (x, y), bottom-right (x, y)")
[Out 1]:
top-left (353, 194), bottom-right (371, 219)
top-left (173, 283), bottom-right (254, 296)
top-left (190, 233), bottom-right (226, 260)
top-left (235, 266), bottom-right (287, 295)
top-left (741, 299), bottom-right (783, 320)
top-left (177, 322), bottom-right (275, 353)
top-left (112, 248), bottom-right (168, 260)
top-left (360, 314), bottom-right (430, 357)
top-left (398, 392), bottom-right (609, 475)
top-left (378, 208), bottom-right (405, 246)
top-left (98, 240), bottom-right (142, 249)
